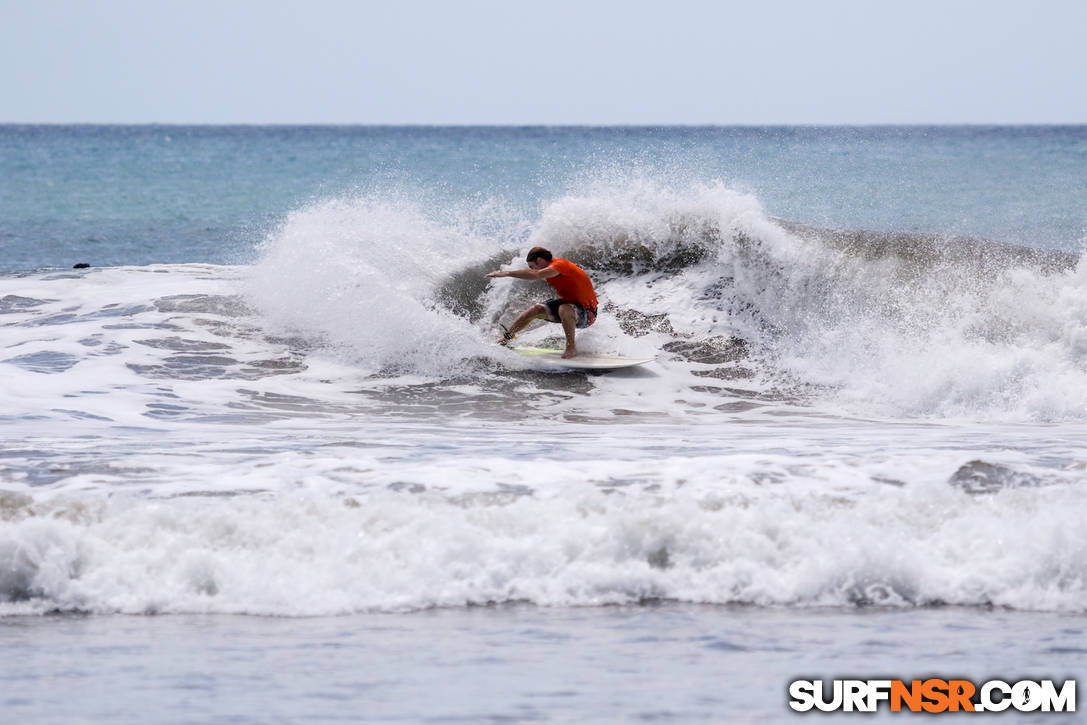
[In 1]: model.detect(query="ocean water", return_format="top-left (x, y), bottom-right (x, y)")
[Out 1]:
top-left (2, 125), bottom-right (1086, 722)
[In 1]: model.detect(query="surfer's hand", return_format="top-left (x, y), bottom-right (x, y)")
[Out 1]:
top-left (486, 271), bottom-right (505, 278)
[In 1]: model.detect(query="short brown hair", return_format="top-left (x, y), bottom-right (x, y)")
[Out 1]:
top-left (526, 246), bottom-right (552, 263)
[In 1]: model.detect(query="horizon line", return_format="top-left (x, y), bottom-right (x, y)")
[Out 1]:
top-left (2, 121), bottom-right (1085, 128)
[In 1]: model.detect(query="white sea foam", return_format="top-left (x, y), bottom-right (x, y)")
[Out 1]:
top-left (246, 197), bottom-right (505, 376)
top-left (4, 180), bottom-right (1087, 426)
top-left (507, 181), bottom-right (1087, 420)
top-left (3, 449), bottom-right (1085, 615)
top-left (3, 183), bottom-right (1086, 618)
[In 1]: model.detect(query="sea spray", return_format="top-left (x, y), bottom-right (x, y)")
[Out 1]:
top-left (509, 179), bottom-right (1087, 419)
top-left (247, 196), bottom-right (503, 376)
top-left (243, 180), bottom-right (1087, 419)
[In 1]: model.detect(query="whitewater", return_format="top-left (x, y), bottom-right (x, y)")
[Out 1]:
top-left (2, 125), bottom-right (1085, 722)
top-left (4, 179), bottom-right (1086, 616)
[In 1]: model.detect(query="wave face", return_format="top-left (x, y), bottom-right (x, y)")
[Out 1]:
top-left (249, 180), bottom-right (1087, 421)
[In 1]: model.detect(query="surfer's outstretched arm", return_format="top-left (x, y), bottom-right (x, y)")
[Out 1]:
top-left (486, 248), bottom-right (594, 359)
top-left (486, 267), bottom-right (559, 281)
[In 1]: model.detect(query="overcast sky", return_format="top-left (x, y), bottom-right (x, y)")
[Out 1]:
top-left (2, 0), bottom-right (1085, 124)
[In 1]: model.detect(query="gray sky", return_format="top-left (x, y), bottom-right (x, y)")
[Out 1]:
top-left (2, 0), bottom-right (1085, 124)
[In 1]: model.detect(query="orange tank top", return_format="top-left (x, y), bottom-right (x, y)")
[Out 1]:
top-left (545, 258), bottom-right (597, 311)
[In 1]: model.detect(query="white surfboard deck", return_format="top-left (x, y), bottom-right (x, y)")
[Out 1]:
top-left (510, 346), bottom-right (654, 370)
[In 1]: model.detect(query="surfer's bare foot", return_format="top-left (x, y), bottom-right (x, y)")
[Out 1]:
top-left (561, 347), bottom-right (577, 359)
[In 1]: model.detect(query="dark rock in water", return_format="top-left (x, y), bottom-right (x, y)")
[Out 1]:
top-left (949, 460), bottom-right (1044, 494)
top-left (73, 263), bottom-right (91, 269)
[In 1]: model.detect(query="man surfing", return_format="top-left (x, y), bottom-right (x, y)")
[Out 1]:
top-left (485, 246), bottom-right (598, 359)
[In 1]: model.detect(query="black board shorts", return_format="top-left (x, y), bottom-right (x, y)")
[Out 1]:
top-left (543, 299), bottom-right (596, 328)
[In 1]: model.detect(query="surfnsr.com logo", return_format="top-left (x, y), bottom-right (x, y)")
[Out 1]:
top-left (788, 679), bottom-right (1076, 713)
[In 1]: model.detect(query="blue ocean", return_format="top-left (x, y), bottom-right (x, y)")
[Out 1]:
top-left (1, 125), bottom-right (1085, 722)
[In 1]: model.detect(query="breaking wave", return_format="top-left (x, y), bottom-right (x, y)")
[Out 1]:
top-left (249, 180), bottom-right (1086, 420)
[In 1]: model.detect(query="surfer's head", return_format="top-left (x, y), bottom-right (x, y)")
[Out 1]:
top-left (526, 247), bottom-right (553, 265)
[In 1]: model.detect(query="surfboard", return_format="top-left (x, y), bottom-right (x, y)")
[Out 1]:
top-left (510, 346), bottom-right (654, 370)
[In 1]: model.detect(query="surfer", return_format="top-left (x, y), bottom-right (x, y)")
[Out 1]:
top-left (486, 247), bottom-right (598, 359)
